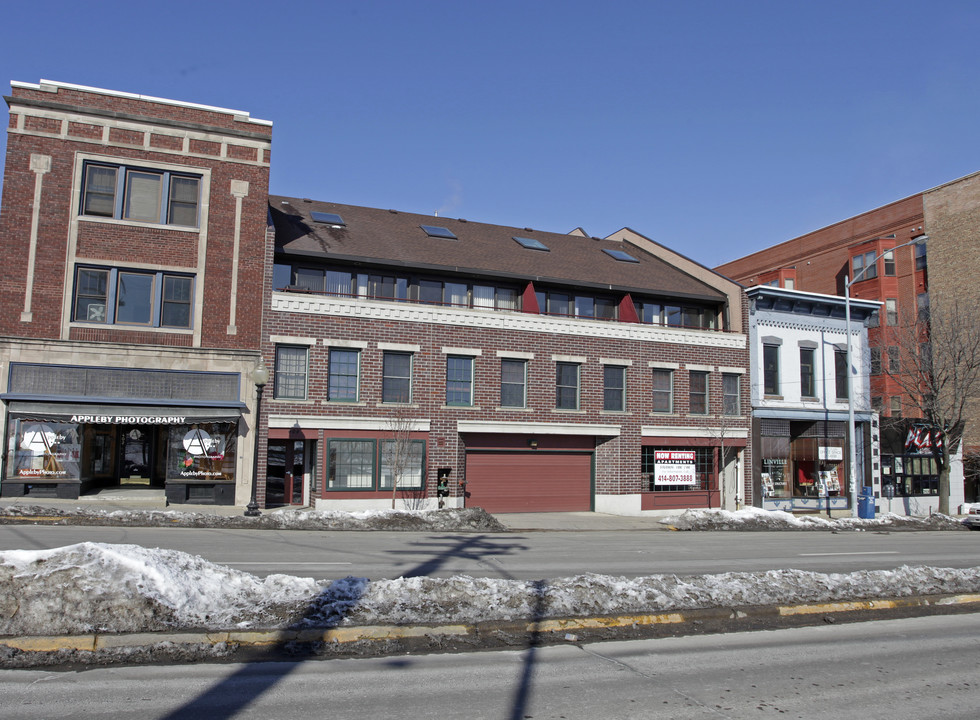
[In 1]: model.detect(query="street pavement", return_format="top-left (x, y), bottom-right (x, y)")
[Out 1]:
top-left (0, 487), bottom-right (675, 531)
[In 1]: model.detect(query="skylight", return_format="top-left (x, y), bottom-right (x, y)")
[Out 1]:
top-left (603, 248), bottom-right (640, 263)
top-left (513, 236), bottom-right (550, 251)
top-left (311, 211), bottom-right (345, 226)
top-left (421, 225), bottom-right (457, 239)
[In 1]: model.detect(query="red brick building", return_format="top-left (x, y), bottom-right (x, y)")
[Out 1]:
top-left (717, 179), bottom-right (978, 509)
top-left (259, 199), bottom-right (751, 514)
top-left (0, 80), bottom-right (272, 504)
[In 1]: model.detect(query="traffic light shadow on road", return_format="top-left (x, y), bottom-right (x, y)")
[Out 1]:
top-left (159, 533), bottom-right (547, 720)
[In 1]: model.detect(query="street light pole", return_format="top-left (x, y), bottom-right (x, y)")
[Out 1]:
top-left (245, 359), bottom-right (269, 517)
top-left (844, 235), bottom-right (926, 517)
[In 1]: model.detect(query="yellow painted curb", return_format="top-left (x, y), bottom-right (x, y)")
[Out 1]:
top-left (531, 612), bottom-right (686, 633)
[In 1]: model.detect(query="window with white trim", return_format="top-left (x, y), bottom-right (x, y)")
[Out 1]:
top-left (274, 345), bottom-right (309, 400)
top-left (327, 348), bottom-right (360, 402)
top-left (722, 373), bottom-right (740, 415)
top-left (81, 162), bottom-right (201, 227)
top-left (446, 355), bottom-right (474, 406)
top-left (555, 362), bottom-right (580, 410)
top-left (651, 368), bottom-right (673, 413)
top-left (382, 351), bottom-right (413, 404)
top-left (72, 266), bottom-right (193, 328)
top-left (603, 365), bottom-right (626, 412)
top-left (500, 359), bottom-right (527, 408)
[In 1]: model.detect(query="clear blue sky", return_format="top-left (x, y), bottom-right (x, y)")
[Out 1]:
top-left (3, 0), bottom-right (980, 266)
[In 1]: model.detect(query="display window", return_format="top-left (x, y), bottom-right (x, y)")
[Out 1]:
top-left (166, 422), bottom-right (237, 483)
top-left (6, 419), bottom-right (82, 481)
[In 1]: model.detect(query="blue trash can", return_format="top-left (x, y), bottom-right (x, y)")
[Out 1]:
top-left (857, 486), bottom-right (875, 519)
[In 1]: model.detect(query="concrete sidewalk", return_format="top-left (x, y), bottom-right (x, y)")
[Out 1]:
top-left (0, 488), bottom-right (675, 530)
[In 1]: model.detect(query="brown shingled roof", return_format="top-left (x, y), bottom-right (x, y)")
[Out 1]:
top-left (270, 196), bottom-right (724, 301)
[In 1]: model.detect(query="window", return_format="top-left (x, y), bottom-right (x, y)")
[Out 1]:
top-left (446, 356), bottom-right (474, 406)
top-left (501, 359), bottom-right (527, 408)
top-left (888, 346), bottom-right (901, 373)
top-left (870, 347), bottom-right (882, 375)
top-left (722, 373), bottom-right (740, 415)
top-left (689, 371), bottom-right (708, 415)
top-left (81, 162), bottom-right (200, 227)
top-left (274, 345), bottom-right (309, 400)
top-left (328, 348), bottom-right (359, 402)
top-left (327, 439), bottom-right (375, 489)
top-left (915, 242), bottom-right (927, 271)
top-left (603, 366), bottom-right (626, 412)
top-left (651, 369), bottom-right (673, 413)
top-left (883, 249), bottom-right (895, 276)
top-left (799, 348), bottom-right (815, 397)
top-left (72, 266), bottom-right (193, 328)
top-left (382, 352), bottom-right (412, 404)
top-left (643, 447), bottom-right (714, 492)
top-left (555, 362), bottom-right (580, 410)
top-left (835, 349), bottom-right (848, 399)
top-left (886, 298), bottom-right (898, 326)
top-left (380, 440), bottom-right (425, 489)
top-left (853, 251), bottom-right (876, 281)
top-left (890, 396), bottom-right (902, 417)
top-left (763, 345), bottom-right (780, 395)
top-left (917, 292), bottom-right (929, 322)
top-left (872, 396), bottom-right (883, 412)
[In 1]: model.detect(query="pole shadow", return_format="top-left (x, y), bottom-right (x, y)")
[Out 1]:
top-left (159, 533), bottom-right (539, 719)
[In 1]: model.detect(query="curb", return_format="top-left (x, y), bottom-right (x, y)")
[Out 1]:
top-left (4, 593), bottom-right (979, 662)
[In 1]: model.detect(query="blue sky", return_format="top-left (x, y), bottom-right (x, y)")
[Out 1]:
top-left (2, 0), bottom-right (980, 266)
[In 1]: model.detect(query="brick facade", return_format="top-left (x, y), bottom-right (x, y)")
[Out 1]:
top-left (0, 80), bottom-right (271, 504)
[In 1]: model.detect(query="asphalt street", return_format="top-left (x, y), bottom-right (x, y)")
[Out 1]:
top-left (1, 524), bottom-right (977, 579)
top-left (1, 613), bottom-right (977, 719)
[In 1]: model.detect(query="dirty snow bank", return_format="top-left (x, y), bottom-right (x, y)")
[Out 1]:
top-left (0, 506), bottom-right (505, 532)
top-left (2, 543), bottom-right (978, 637)
top-left (662, 507), bottom-right (967, 531)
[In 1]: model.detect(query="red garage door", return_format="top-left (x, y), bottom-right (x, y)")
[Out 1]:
top-left (464, 451), bottom-right (593, 513)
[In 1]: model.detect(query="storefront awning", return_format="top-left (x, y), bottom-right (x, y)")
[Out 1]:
top-left (5, 401), bottom-right (243, 425)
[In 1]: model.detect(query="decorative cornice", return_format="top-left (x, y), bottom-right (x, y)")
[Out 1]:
top-left (272, 293), bottom-right (747, 349)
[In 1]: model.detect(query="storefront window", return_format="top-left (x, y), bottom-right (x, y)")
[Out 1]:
top-left (167, 422), bottom-right (237, 483)
top-left (642, 447), bottom-right (713, 491)
top-left (6, 419), bottom-right (82, 482)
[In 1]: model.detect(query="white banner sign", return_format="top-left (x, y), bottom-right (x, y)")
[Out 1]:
top-left (654, 450), bottom-right (697, 486)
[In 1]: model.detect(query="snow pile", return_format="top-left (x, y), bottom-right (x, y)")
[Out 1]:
top-left (662, 507), bottom-right (967, 531)
top-left (0, 506), bottom-right (505, 532)
top-left (2, 543), bottom-right (978, 637)
top-left (0, 543), bottom-right (320, 635)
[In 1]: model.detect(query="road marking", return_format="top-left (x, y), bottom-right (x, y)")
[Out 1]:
top-left (800, 550), bottom-right (898, 557)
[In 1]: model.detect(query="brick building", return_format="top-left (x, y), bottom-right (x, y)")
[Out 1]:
top-left (260, 198), bottom-right (751, 514)
top-left (0, 80), bottom-right (272, 504)
top-left (717, 176), bottom-right (980, 509)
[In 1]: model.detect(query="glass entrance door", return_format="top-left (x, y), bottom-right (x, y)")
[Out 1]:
top-left (119, 425), bottom-right (153, 485)
top-left (266, 440), bottom-right (307, 506)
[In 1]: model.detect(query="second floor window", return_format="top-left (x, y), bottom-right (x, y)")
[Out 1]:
top-left (446, 356), bottom-right (474, 406)
top-left (555, 362), bottom-right (580, 410)
top-left (274, 345), bottom-right (309, 400)
top-left (382, 352), bottom-right (412, 404)
top-left (722, 373), bottom-right (740, 415)
top-left (835, 349), bottom-right (849, 399)
top-left (651, 369), bottom-right (674, 413)
top-left (327, 348), bottom-right (359, 402)
top-left (800, 348), bottom-right (816, 398)
top-left (500, 359), bottom-right (527, 408)
top-left (689, 371), bottom-right (708, 415)
top-left (763, 344), bottom-right (780, 395)
top-left (603, 365), bottom-right (626, 412)
top-left (73, 266), bottom-right (193, 329)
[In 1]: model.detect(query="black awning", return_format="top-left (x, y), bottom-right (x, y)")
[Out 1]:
top-left (6, 402), bottom-right (242, 425)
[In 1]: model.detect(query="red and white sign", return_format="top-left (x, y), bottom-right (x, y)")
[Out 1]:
top-left (653, 450), bottom-right (697, 486)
